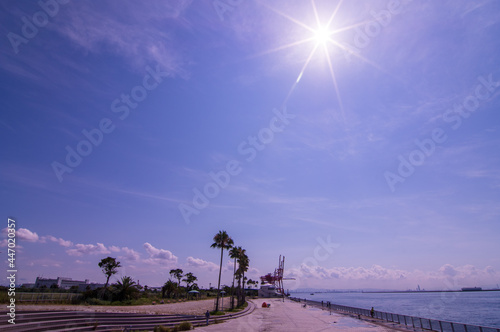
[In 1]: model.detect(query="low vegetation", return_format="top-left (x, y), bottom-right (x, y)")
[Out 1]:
top-left (153, 321), bottom-right (192, 331)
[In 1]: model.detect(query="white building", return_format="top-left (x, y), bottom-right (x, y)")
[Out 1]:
top-left (34, 277), bottom-right (104, 290)
top-left (258, 284), bottom-right (282, 298)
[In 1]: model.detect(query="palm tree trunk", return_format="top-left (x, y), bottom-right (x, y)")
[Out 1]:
top-left (216, 247), bottom-right (223, 311)
top-left (230, 257), bottom-right (236, 309)
top-left (242, 272), bottom-right (246, 305)
top-left (237, 276), bottom-right (242, 307)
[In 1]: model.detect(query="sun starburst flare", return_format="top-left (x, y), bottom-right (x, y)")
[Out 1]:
top-left (314, 27), bottom-right (331, 45)
top-left (253, 0), bottom-right (393, 121)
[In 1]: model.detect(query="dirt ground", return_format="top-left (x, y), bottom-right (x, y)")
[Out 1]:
top-left (17, 298), bottom-right (223, 316)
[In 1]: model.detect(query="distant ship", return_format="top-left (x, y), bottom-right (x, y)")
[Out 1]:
top-left (461, 287), bottom-right (482, 292)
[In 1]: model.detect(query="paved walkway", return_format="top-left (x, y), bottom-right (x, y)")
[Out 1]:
top-left (196, 298), bottom-right (397, 331)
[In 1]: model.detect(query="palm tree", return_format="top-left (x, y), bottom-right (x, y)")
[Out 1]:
top-left (236, 250), bottom-right (249, 306)
top-left (235, 271), bottom-right (245, 306)
top-left (113, 276), bottom-right (140, 301)
top-left (229, 246), bottom-right (242, 309)
top-left (211, 230), bottom-right (234, 312)
top-left (162, 280), bottom-right (176, 299)
top-left (247, 279), bottom-right (256, 289)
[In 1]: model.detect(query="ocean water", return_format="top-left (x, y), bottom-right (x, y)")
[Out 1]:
top-left (289, 291), bottom-right (500, 328)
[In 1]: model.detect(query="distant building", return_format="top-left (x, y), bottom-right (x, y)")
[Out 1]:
top-left (20, 283), bottom-right (35, 288)
top-left (34, 277), bottom-right (104, 291)
top-left (149, 287), bottom-right (162, 292)
top-left (77, 282), bottom-right (105, 292)
top-left (258, 284), bottom-right (282, 298)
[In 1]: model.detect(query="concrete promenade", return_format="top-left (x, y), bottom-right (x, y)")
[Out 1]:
top-left (197, 298), bottom-right (398, 331)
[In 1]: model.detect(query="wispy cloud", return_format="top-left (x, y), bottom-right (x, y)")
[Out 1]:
top-left (66, 242), bottom-right (110, 256)
top-left (55, 1), bottom-right (193, 76)
top-left (120, 247), bottom-right (141, 261)
top-left (41, 235), bottom-right (73, 247)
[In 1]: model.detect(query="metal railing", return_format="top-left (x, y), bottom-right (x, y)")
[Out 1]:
top-left (290, 297), bottom-right (500, 332)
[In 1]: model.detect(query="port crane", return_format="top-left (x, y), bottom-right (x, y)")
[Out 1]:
top-left (260, 255), bottom-right (295, 297)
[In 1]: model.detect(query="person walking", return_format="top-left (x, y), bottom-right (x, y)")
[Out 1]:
top-left (370, 307), bottom-right (375, 318)
top-left (205, 310), bottom-right (210, 325)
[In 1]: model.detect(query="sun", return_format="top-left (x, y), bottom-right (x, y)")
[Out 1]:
top-left (314, 27), bottom-right (331, 45)
top-left (253, 0), bottom-right (387, 119)
top-left (252, 1), bottom-right (346, 112)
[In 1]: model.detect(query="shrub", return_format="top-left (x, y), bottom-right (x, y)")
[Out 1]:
top-left (178, 321), bottom-right (192, 331)
top-left (210, 310), bottom-right (225, 315)
top-left (153, 326), bottom-right (170, 332)
top-left (85, 298), bottom-right (109, 306)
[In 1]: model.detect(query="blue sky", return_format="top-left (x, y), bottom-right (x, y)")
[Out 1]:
top-left (1, 0), bottom-right (500, 291)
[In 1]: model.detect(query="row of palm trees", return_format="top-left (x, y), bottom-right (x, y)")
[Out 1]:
top-left (211, 230), bottom-right (250, 312)
top-left (98, 257), bottom-right (201, 301)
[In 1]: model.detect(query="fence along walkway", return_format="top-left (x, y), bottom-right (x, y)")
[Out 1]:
top-left (290, 297), bottom-right (500, 332)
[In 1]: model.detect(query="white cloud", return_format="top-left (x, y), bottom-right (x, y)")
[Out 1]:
top-left (186, 256), bottom-right (219, 271)
top-left (7, 228), bottom-right (39, 242)
top-left (286, 263), bottom-right (500, 290)
top-left (2, 227), bottom-right (74, 247)
top-left (66, 243), bottom-right (110, 256)
top-left (105, 245), bottom-right (140, 261)
top-left (120, 247), bottom-right (141, 261)
top-left (109, 245), bottom-right (121, 252)
top-left (143, 242), bottom-right (177, 265)
top-left (485, 266), bottom-right (496, 275)
top-left (42, 235), bottom-right (73, 247)
top-left (224, 260), bottom-right (235, 271)
top-left (439, 264), bottom-right (458, 277)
